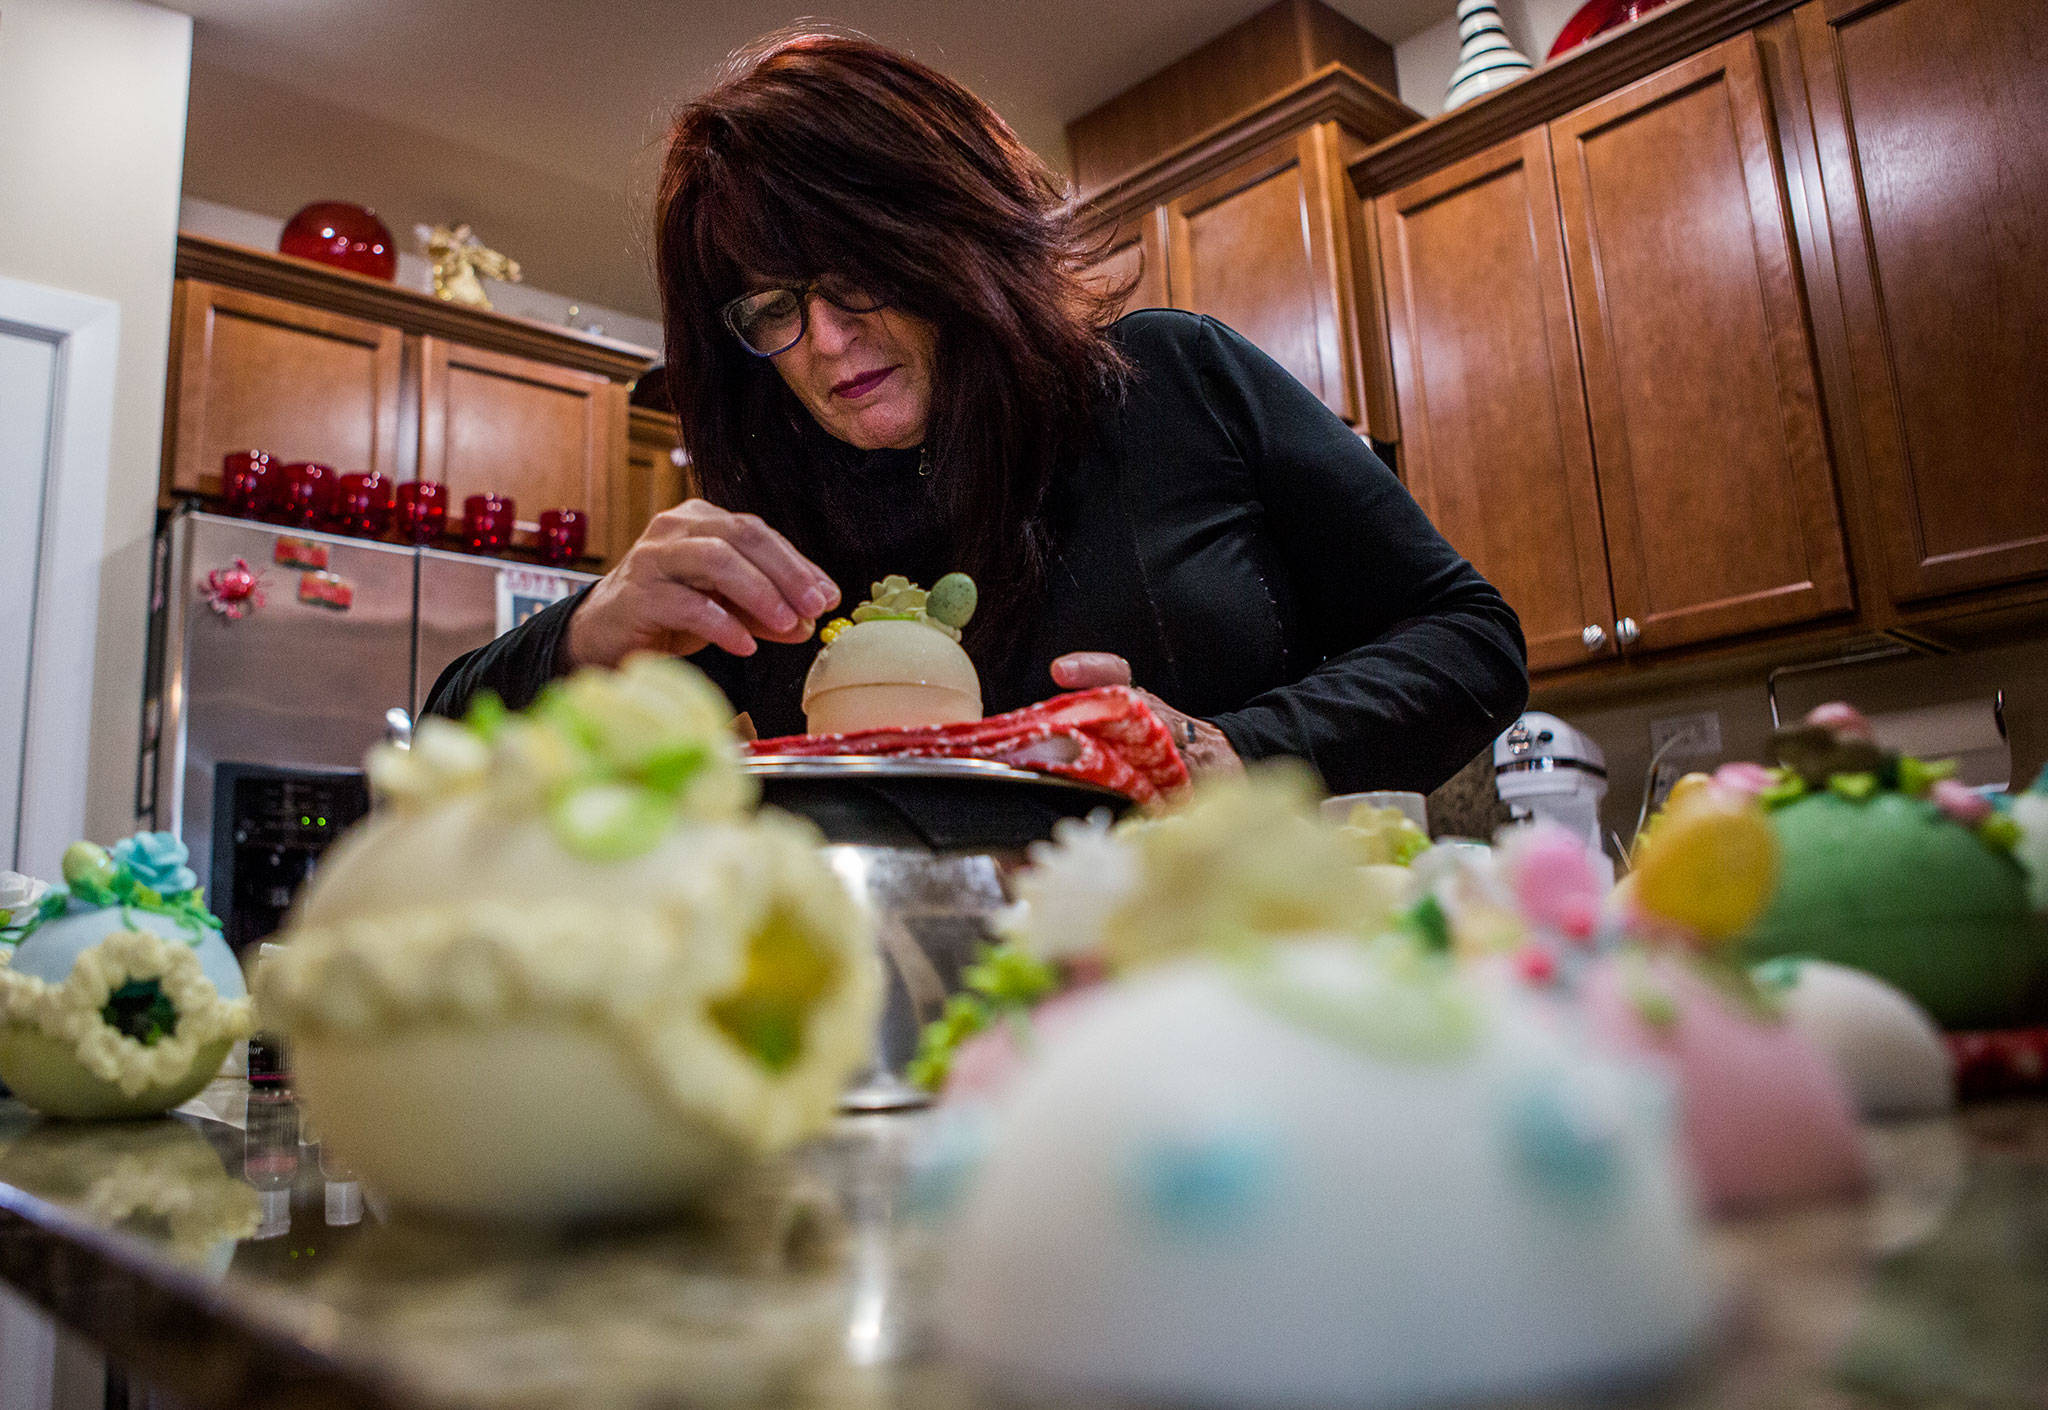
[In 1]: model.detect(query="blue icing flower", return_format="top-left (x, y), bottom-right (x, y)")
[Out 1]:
top-left (111, 832), bottom-right (198, 898)
top-left (1505, 1074), bottom-right (1626, 1213)
top-left (1125, 1129), bottom-right (1279, 1239)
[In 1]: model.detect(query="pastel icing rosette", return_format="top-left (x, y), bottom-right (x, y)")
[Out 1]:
top-left (110, 832), bottom-right (200, 897)
top-left (257, 653), bottom-right (881, 1220)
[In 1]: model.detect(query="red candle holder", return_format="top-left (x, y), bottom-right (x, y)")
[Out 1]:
top-left (394, 480), bottom-right (448, 544)
top-left (537, 508), bottom-right (587, 565)
top-left (220, 451), bottom-right (275, 520)
top-left (462, 493), bottom-right (516, 555)
top-left (276, 461), bottom-right (336, 528)
top-left (333, 472), bottom-right (393, 538)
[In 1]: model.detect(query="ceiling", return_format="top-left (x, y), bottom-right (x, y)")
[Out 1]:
top-left (170, 0), bottom-right (1450, 319)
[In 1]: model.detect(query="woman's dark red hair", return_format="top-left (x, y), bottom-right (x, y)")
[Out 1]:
top-left (653, 28), bottom-right (1128, 657)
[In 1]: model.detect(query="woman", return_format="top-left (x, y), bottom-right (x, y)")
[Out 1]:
top-left (428, 30), bottom-right (1528, 793)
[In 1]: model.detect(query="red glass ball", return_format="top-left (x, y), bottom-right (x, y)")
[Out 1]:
top-left (279, 202), bottom-right (398, 282)
top-left (1547, 0), bottom-right (1676, 59)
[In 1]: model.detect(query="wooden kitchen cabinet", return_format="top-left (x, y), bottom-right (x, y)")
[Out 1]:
top-left (1067, 1), bottom-right (1419, 438)
top-left (612, 406), bottom-right (696, 559)
top-left (1377, 130), bottom-right (1614, 674)
top-left (1792, 0), bottom-right (2048, 605)
top-left (418, 337), bottom-right (624, 550)
top-left (1165, 126), bottom-right (1364, 423)
top-left (1549, 34), bottom-right (1852, 653)
top-left (164, 234), bottom-right (656, 562)
top-left (165, 280), bottom-right (402, 496)
top-left (1080, 210), bottom-right (1170, 321)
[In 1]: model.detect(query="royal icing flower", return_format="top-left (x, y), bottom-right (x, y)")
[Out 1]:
top-left (1929, 777), bottom-right (1993, 827)
top-left (110, 833), bottom-right (199, 897)
top-left (0, 872), bottom-right (50, 928)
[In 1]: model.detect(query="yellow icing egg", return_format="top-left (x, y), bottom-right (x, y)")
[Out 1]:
top-left (1632, 801), bottom-right (1778, 942)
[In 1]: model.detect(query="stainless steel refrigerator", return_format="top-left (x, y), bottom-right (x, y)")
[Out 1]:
top-left (145, 509), bottom-right (594, 950)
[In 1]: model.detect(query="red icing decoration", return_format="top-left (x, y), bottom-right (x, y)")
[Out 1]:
top-left (750, 686), bottom-right (1191, 805)
top-left (279, 202), bottom-right (399, 281)
top-left (1514, 944), bottom-right (1558, 985)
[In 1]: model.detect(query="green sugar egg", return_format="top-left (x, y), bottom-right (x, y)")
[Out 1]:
top-left (1740, 791), bottom-right (2048, 1030)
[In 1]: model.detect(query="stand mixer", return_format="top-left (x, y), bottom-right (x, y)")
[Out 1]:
top-left (1494, 712), bottom-right (1613, 880)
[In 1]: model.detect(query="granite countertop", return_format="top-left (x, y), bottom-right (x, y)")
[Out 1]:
top-left (0, 1081), bottom-right (2045, 1410)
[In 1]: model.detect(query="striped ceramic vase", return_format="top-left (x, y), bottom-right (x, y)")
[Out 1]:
top-left (1444, 0), bottom-right (1535, 110)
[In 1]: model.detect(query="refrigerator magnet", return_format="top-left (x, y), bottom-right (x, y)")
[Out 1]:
top-left (274, 537), bottom-right (330, 571)
top-left (298, 570), bottom-right (354, 611)
top-left (496, 567), bottom-right (579, 635)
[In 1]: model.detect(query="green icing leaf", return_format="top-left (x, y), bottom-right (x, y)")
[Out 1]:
top-left (1758, 772), bottom-right (1807, 809)
top-left (1402, 894), bottom-right (1453, 953)
top-left (639, 741), bottom-right (708, 795)
top-left (464, 690), bottom-right (509, 741)
top-left (1979, 815), bottom-right (2021, 853)
top-left (1828, 771), bottom-right (1879, 801)
top-left (1896, 755), bottom-right (1956, 797)
top-left (101, 978), bottom-right (179, 1046)
top-left (962, 943), bottom-right (1057, 1007)
top-left (549, 783), bottom-right (673, 861)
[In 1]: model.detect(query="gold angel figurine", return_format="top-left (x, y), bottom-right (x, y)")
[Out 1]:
top-left (416, 223), bottom-right (521, 310)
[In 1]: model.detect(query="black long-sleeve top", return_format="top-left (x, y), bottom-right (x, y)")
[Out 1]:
top-left (426, 311), bottom-right (1528, 794)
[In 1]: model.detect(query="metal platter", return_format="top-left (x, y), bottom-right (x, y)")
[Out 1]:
top-left (745, 751), bottom-right (1125, 797)
top-left (740, 752), bottom-right (1130, 851)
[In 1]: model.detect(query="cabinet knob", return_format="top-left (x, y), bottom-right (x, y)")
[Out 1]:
top-left (1581, 624), bottom-right (1608, 653)
top-left (1615, 617), bottom-right (1641, 647)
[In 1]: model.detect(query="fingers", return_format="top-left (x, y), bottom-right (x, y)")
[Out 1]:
top-left (643, 536), bottom-right (813, 641)
top-left (670, 502), bottom-right (839, 620)
top-left (1050, 651), bottom-right (1134, 690)
top-left (641, 581), bottom-right (756, 658)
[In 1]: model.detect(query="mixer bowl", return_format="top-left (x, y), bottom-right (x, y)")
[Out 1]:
top-left (742, 755), bottom-right (1133, 1109)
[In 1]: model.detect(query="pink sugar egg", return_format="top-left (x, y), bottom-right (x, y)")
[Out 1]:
top-left (1580, 955), bottom-right (1867, 1214)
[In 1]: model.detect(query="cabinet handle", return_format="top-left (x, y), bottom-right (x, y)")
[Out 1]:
top-left (1581, 624), bottom-right (1608, 653)
top-left (1615, 617), bottom-right (1641, 647)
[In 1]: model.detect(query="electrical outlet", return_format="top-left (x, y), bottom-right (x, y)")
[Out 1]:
top-left (1650, 711), bottom-right (1722, 761)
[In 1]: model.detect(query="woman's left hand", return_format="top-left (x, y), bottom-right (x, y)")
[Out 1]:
top-left (1050, 653), bottom-right (1243, 780)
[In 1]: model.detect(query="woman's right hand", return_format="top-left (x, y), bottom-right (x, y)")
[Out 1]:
top-left (563, 500), bottom-right (840, 668)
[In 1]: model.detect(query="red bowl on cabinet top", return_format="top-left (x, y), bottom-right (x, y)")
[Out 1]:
top-left (279, 202), bottom-right (399, 282)
top-left (1547, 0), bottom-right (1676, 58)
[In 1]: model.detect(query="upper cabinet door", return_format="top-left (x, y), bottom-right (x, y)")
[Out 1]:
top-left (167, 281), bottom-right (402, 496)
top-left (1551, 36), bottom-right (1852, 652)
top-left (1166, 127), bottom-right (1361, 423)
top-left (1378, 130), bottom-right (1615, 674)
top-left (418, 338), bottom-right (622, 552)
top-left (1796, 0), bottom-right (2048, 603)
top-left (1082, 209), bottom-right (1171, 320)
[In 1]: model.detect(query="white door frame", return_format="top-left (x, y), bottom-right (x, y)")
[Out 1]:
top-left (0, 274), bottom-right (119, 876)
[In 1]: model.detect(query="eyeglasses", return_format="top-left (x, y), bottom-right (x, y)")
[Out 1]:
top-left (719, 276), bottom-right (887, 357)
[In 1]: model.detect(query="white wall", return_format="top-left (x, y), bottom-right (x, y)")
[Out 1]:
top-left (1395, 0), bottom-right (1587, 117)
top-left (0, 0), bottom-right (193, 846)
top-left (178, 196), bottom-right (664, 352)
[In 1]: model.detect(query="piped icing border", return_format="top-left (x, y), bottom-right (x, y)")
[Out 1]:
top-left (0, 928), bottom-right (252, 1097)
top-left (258, 818), bottom-right (880, 1154)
